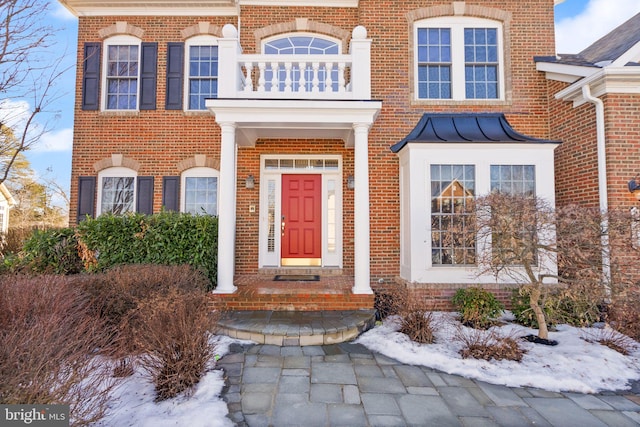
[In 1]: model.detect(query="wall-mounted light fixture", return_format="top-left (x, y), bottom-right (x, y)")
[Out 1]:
top-left (347, 174), bottom-right (354, 190)
top-left (246, 175), bottom-right (255, 189)
top-left (628, 176), bottom-right (640, 201)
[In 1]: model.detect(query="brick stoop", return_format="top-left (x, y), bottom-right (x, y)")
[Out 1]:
top-left (211, 274), bottom-right (374, 311)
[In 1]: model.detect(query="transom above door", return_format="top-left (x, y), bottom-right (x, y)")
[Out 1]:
top-left (259, 155), bottom-right (343, 268)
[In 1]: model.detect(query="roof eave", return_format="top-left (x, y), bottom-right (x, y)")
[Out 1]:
top-left (554, 67), bottom-right (640, 106)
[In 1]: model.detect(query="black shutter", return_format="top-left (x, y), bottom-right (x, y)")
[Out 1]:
top-left (139, 42), bottom-right (157, 110)
top-left (165, 42), bottom-right (184, 110)
top-left (81, 43), bottom-right (101, 110)
top-left (77, 176), bottom-right (96, 222)
top-left (162, 176), bottom-right (180, 212)
top-left (136, 176), bottom-right (154, 214)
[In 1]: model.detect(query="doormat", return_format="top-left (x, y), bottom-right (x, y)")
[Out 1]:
top-left (273, 275), bottom-right (320, 281)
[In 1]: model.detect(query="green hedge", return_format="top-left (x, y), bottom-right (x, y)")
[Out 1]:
top-left (76, 212), bottom-right (218, 289)
top-left (21, 228), bottom-right (83, 275)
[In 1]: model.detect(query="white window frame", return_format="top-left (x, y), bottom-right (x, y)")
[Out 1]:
top-left (180, 167), bottom-right (220, 215)
top-left (258, 155), bottom-right (343, 268)
top-left (397, 144), bottom-right (557, 284)
top-left (413, 16), bottom-right (505, 101)
top-left (261, 32), bottom-right (342, 54)
top-left (97, 166), bottom-right (137, 215)
top-left (184, 35), bottom-right (219, 111)
top-left (101, 35), bottom-right (142, 111)
top-left (260, 33), bottom-right (343, 93)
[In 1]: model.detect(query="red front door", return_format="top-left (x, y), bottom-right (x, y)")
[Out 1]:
top-left (281, 174), bottom-right (321, 266)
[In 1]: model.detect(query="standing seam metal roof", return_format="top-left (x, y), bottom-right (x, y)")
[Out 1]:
top-left (390, 113), bottom-right (559, 153)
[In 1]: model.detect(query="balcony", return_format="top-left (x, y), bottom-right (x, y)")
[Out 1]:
top-left (217, 24), bottom-right (372, 101)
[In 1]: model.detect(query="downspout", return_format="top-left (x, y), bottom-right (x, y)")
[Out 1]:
top-left (581, 84), bottom-right (611, 294)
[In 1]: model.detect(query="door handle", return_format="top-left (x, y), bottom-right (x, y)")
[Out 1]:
top-left (281, 215), bottom-right (286, 236)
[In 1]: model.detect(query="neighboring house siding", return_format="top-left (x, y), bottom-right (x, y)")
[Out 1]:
top-left (69, 1), bottom-right (557, 288)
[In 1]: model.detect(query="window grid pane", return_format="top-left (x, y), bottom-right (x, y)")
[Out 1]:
top-left (464, 28), bottom-right (498, 99)
top-left (267, 180), bottom-right (276, 253)
top-left (185, 177), bottom-right (217, 215)
top-left (101, 177), bottom-right (134, 215)
top-left (189, 46), bottom-right (218, 110)
top-left (490, 165), bottom-right (537, 265)
top-left (490, 165), bottom-right (535, 196)
top-left (431, 165), bottom-right (475, 266)
top-left (106, 45), bottom-right (138, 110)
top-left (417, 28), bottom-right (452, 99)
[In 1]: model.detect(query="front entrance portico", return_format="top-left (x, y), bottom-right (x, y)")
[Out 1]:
top-left (207, 99), bottom-right (381, 295)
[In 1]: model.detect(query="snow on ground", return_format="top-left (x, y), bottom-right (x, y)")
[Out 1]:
top-left (94, 335), bottom-right (241, 427)
top-left (356, 312), bottom-right (640, 394)
top-left (94, 314), bottom-right (640, 426)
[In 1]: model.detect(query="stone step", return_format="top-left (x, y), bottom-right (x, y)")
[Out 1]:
top-left (216, 310), bottom-right (377, 346)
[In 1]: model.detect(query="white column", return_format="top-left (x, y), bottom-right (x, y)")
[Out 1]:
top-left (352, 123), bottom-right (373, 294)
top-left (214, 122), bottom-right (238, 294)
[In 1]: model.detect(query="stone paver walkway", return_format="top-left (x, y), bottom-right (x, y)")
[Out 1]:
top-left (218, 342), bottom-right (640, 427)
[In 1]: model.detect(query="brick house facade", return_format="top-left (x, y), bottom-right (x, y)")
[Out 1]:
top-left (63, 0), bottom-right (637, 310)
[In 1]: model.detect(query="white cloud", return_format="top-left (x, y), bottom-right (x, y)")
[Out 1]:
top-left (34, 128), bottom-right (74, 153)
top-left (50, 1), bottom-right (76, 21)
top-left (0, 99), bottom-right (35, 137)
top-left (556, 0), bottom-right (640, 53)
top-left (0, 99), bottom-right (72, 153)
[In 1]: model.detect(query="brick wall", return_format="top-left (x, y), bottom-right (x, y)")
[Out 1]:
top-left (71, 1), bottom-right (558, 294)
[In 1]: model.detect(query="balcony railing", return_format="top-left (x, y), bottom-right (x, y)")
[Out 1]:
top-left (217, 24), bottom-right (372, 100)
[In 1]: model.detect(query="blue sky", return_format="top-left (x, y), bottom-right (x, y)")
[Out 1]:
top-left (20, 0), bottom-right (640, 207)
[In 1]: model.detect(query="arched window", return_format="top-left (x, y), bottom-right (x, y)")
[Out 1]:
top-left (181, 167), bottom-right (219, 215)
top-left (97, 167), bottom-right (137, 215)
top-left (261, 34), bottom-right (341, 92)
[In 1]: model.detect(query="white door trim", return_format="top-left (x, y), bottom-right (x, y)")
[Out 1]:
top-left (258, 154), bottom-right (343, 268)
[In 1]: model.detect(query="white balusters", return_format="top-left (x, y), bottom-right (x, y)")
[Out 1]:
top-left (298, 62), bottom-right (307, 93)
top-left (312, 62), bottom-right (320, 93)
top-left (257, 62), bottom-right (266, 92)
top-left (325, 62), bottom-right (334, 92)
top-left (284, 62), bottom-right (292, 92)
top-left (270, 62), bottom-right (278, 92)
top-left (243, 61), bottom-right (253, 92)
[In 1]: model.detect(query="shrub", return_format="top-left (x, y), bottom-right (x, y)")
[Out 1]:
top-left (20, 228), bottom-right (83, 274)
top-left (374, 286), bottom-right (408, 320)
top-left (455, 327), bottom-right (526, 362)
top-left (0, 275), bottom-right (114, 425)
top-left (77, 212), bottom-right (218, 289)
top-left (581, 328), bottom-right (637, 356)
top-left (129, 287), bottom-right (217, 401)
top-left (80, 264), bottom-right (210, 357)
top-left (399, 309), bottom-right (436, 344)
top-left (452, 287), bottom-right (504, 329)
top-left (511, 286), bottom-right (603, 329)
top-left (606, 289), bottom-right (640, 342)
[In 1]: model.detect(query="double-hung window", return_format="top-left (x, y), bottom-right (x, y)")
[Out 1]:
top-left (186, 36), bottom-right (218, 110)
top-left (103, 36), bottom-right (141, 110)
top-left (415, 17), bottom-right (503, 101)
top-left (181, 167), bottom-right (219, 215)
